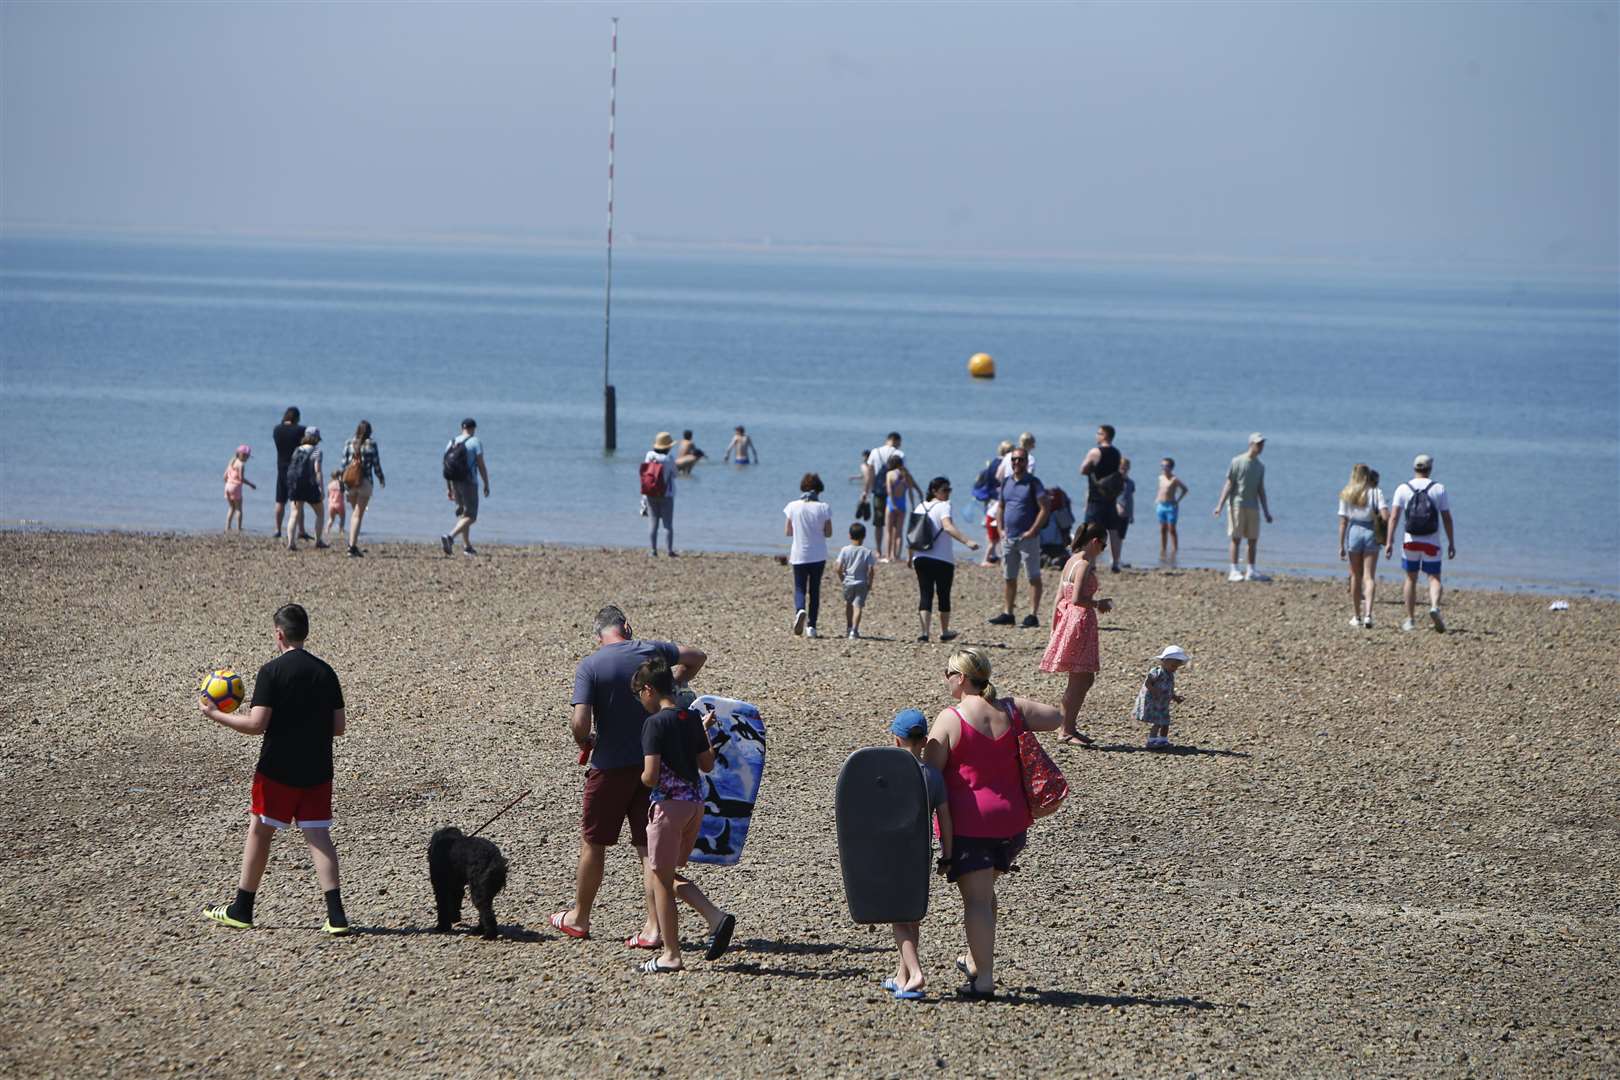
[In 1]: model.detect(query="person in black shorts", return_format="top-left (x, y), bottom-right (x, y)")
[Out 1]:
top-left (272, 406), bottom-right (307, 540)
top-left (1079, 424), bottom-right (1126, 572)
top-left (199, 603), bottom-right (351, 935)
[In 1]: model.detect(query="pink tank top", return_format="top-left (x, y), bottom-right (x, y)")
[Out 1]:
top-left (943, 701), bottom-right (1032, 838)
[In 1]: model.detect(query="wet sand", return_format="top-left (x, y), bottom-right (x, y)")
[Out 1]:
top-left (1, 532), bottom-right (1615, 1077)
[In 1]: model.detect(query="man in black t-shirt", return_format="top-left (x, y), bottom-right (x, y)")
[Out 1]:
top-left (1079, 423), bottom-right (1126, 571)
top-left (199, 603), bottom-right (351, 935)
top-left (272, 406), bottom-right (307, 539)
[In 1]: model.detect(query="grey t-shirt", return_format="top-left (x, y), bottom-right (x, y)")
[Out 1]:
top-left (920, 761), bottom-right (946, 811)
top-left (571, 639), bottom-right (681, 770)
top-left (837, 544), bottom-right (876, 587)
top-left (1226, 453), bottom-right (1265, 507)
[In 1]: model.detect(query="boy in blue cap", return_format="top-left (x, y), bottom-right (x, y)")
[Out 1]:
top-left (884, 709), bottom-right (954, 1000)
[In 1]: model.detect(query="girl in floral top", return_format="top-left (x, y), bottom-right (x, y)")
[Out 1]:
top-left (1133, 645), bottom-right (1189, 749)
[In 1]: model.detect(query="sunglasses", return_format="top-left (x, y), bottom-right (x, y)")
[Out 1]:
top-left (944, 669), bottom-right (960, 678)
top-left (1010, 456), bottom-right (1028, 463)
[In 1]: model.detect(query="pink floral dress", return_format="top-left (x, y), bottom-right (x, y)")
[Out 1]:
top-left (1039, 561), bottom-right (1100, 674)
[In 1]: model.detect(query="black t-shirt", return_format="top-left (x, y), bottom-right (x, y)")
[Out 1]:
top-left (1087, 445), bottom-right (1122, 504)
top-left (249, 647), bottom-right (344, 788)
top-left (640, 707), bottom-right (709, 797)
top-left (273, 422), bottom-right (306, 467)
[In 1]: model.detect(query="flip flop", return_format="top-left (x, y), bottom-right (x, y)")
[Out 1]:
top-left (625, 933), bottom-right (661, 950)
top-left (322, 919), bottom-right (352, 937)
top-left (704, 913), bottom-right (736, 961)
top-left (956, 983), bottom-right (997, 1001)
top-left (202, 904), bottom-right (252, 930)
top-left (893, 987), bottom-right (926, 1001)
top-left (954, 956), bottom-right (976, 980)
top-left (1058, 733), bottom-right (1095, 747)
top-left (639, 957), bottom-right (682, 974)
top-left (549, 911), bottom-right (589, 939)
top-left (881, 978), bottom-right (901, 993)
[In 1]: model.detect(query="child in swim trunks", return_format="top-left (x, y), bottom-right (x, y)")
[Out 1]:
top-left (884, 709), bottom-right (953, 1001)
top-left (1133, 645), bottom-right (1188, 749)
top-left (1155, 457), bottom-right (1189, 560)
top-left (223, 445), bottom-right (256, 531)
top-left (324, 470), bottom-right (346, 547)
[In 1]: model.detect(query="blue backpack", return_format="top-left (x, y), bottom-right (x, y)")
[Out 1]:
top-left (971, 458), bottom-right (1000, 503)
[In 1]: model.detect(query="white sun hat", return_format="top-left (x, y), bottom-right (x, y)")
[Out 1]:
top-left (1153, 645), bottom-right (1189, 663)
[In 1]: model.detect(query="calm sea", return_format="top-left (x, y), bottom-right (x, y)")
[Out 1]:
top-left (2, 233), bottom-right (1615, 595)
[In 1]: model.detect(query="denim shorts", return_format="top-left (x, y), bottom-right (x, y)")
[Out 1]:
top-left (1344, 521), bottom-right (1379, 554)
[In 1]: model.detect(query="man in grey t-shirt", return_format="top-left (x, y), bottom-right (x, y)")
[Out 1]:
top-left (553, 605), bottom-right (708, 941)
top-left (1212, 432), bottom-right (1274, 581)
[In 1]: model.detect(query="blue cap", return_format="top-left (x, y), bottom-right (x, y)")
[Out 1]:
top-left (889, 709), bottom-right (928, 739)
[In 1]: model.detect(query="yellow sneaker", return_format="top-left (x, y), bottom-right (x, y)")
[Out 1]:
top-left (322, 919), bottom-right (352, 936)
top-left (203, 904), bottom-right (252, 930)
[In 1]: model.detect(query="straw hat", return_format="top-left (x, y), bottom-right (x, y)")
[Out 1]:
top-left (652, 431), bottom-right (674, 451)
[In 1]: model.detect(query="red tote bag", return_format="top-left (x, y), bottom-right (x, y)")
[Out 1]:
top-left (1012, 703), bottom-right (1069, 819)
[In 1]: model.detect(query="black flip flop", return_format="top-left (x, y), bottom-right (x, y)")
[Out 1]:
top-left (956, 983), bottom-right (997, 1001)
top-left (705, 913), bottom-right (736, 961)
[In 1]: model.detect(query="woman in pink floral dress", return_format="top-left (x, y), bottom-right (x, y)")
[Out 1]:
top-left (1039, 521), bottom-right (1113, 745)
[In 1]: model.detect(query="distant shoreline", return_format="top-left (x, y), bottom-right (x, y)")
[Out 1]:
top-left (4, 524), bottom-right (1614, 602)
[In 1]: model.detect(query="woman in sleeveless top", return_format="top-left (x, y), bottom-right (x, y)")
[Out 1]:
top-left (1336, 463), bottom-right (1387, 628)
top-left (341, 420), bottom-right (386, 558)
top-left (927, 646), bottom-right (1062, 999)
top-left (1039, 521), bottom-right (1114, 745)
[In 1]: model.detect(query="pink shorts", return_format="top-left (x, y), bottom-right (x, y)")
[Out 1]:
top-left (645, 798), bottom-right (703, 871)
top-left (251, 773), bottom-right (333, 829)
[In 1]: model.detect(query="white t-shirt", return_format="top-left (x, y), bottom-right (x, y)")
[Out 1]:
top-left (1391, 478), bottom-right (1449, 549)
top-left (994, 454), bottom-right (1037, 483)
top-left (867, 445), bottom-right (903, 490)
top-left (910, 499), bottom-right (957, 563)
top-left (783, 496), bottom-right (831, 564)
top-left (1336, 486), bottom-right (1387, 525)
top-left (643, 450), bottom-right (676, 497)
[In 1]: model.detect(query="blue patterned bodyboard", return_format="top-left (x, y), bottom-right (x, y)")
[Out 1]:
top-left (687, 696), bottom-right (765, 866)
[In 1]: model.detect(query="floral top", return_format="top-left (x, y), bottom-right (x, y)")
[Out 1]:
top-left (1131, 665), bottom-right (1175, 724)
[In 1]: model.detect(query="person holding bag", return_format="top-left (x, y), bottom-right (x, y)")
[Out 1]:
top-left (907, 477), bottom-right (980, 643)
top-left (926, 646), bottom-right (1064, 999)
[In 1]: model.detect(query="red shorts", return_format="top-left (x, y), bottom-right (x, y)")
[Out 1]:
top-left (645, 798), bottom-right (703, 871)
top-left (251, 773), bottom-right (333, 829)
top-left (581, 765), bottom-right (650, 847)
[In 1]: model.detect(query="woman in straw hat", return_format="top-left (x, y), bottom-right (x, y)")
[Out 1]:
top-left (644, 432), bottom-right (678, 557)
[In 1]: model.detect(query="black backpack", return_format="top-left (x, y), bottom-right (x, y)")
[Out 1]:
top-left (906, 501), bottom-right (939, 552)
top-left (1404, 480), bottom-right (1439, 536)
top-left (442, 436), bottom-right (471, 482)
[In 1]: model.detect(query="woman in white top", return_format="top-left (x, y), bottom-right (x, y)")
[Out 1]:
top-left (644, 431), bottom-right (678, 556)
top-left (911, 476), bottom-right (981, 643)
top-left (1336, 463), bottom-right (1388, 628)
top-left (784, 473), bottom-right (833, 638)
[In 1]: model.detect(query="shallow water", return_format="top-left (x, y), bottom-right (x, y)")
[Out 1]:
top-left (2, 232), bottom-right (1615, 594)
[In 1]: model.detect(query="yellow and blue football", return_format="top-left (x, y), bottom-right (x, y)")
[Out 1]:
top-left (200, 669), bottom-right (246, 713)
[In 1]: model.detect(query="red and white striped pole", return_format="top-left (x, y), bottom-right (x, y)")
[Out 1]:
top-left (602, 17), bottom-right (618, 452)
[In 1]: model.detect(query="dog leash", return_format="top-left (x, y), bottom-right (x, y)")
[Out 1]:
top-left (469, 789), bottom-right (532, 838)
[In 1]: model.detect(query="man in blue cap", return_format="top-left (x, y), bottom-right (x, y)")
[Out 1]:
top-left (882, 709), bottom-right (954, 1000)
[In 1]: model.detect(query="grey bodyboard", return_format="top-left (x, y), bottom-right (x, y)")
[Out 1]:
top-left (835, 747), bottom-right (931, 924)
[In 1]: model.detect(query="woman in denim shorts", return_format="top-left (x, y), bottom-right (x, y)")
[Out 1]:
top-left (1337, 463), bottom-right (1388, 629)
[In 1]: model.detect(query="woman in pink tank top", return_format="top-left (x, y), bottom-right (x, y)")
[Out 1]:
top-left (928, 646), bottom-right (1063, 999)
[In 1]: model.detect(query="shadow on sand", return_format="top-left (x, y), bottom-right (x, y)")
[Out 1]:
top-left (1089, 743), bottom-right (1251, 759)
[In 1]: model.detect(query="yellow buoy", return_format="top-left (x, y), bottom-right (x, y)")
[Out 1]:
top-left (968, 352), bottom-right (996, 379)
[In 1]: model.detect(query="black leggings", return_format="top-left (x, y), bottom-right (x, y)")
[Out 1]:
top-left (914, 556), bottom-right (955, 613)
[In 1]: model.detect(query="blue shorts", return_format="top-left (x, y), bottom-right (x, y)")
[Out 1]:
top-left (1345, 521), bottom-right (1379, 554)
top-left (1155, 501), bottom-right (1178, 525)
top-left (1402, 541), bottom-right (1442, 576)
top-left (1402, 557), bottom-right (1442, 576)
top-left (887, 496), bottom-right (907, 515)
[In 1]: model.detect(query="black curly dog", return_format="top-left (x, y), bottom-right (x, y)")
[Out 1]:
top-left (428, 827), bottom-right (508, 939)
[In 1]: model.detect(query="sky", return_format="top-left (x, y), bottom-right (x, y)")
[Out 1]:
top-left (2, 1), bottom-right (1616, 267)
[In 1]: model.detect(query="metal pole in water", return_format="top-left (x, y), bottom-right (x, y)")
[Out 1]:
top-left (602, 17), bottom-right (618, 453)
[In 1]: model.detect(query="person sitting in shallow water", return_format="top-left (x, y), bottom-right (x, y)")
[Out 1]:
top-left (675, 430), bottom-right (705, 476)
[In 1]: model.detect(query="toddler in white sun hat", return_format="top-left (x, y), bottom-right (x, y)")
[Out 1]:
top-left (1132, 645), bottom-right (1189, 749)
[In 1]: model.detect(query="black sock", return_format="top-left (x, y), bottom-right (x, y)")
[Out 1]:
top-left (227, 888), bottom-right (255, 923)
top-left (324, 887), bottom-right (347, 927)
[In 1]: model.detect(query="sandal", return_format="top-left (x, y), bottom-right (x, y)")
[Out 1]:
top-left (202, 904), bottom-right (252, 930)
top-left (625, 932), bottom-right (661, 950)
top-left (956, 983), bottom-right (997, 1001)
top-left (704, 913), bottom-right (736, 961)
top-left (1057, 732), bottom-right (1095, 747)
top-left (549, 910), bottom-right (589, 939)
top-left (639, 957), bottom-right (682, 974)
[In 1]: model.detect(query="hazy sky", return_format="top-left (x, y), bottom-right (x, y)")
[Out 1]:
top-left (3, 1), bottom-right (1616, 266)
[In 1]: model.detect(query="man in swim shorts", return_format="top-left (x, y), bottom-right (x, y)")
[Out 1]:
top-left (1385, 454), bottom-right (1456, 633)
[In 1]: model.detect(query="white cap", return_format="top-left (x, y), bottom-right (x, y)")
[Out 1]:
top-left (1153, 645), bottom-right (1189, 663)
top-left (1248, 432), bottom-right (1265, 445)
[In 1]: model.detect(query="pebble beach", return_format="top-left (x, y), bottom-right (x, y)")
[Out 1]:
top-left (1, 531), bottom-right (1615, 1078)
